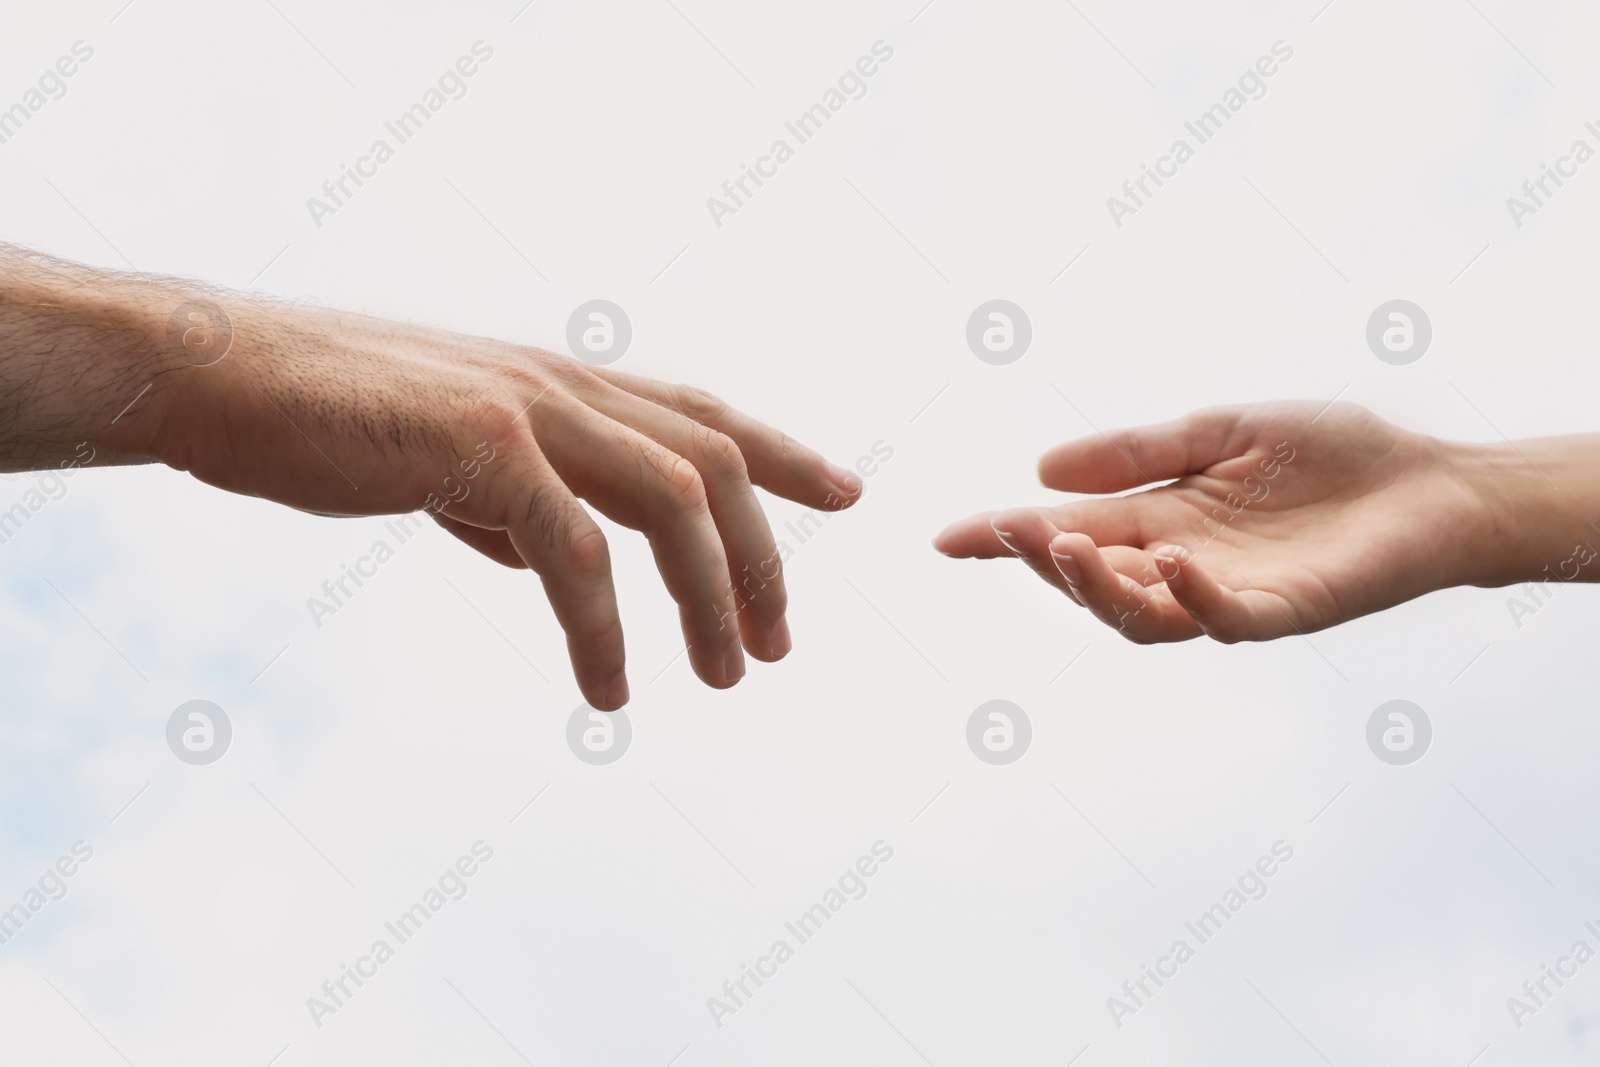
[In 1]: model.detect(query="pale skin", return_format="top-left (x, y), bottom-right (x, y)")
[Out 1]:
top-left (0, 245), bottom-right (862, 709)
top-left (935, 401), bottom-right (1600, 642)
top-left (9, 250), bottom-right (1600, 685)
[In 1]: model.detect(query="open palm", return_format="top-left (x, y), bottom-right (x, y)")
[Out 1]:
top-left (935, 402), bottom-right (1493, 642)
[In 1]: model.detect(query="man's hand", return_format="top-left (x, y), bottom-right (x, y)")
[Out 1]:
top-left (934, 401), bottom-right (1579, 642)
top-left (0, 245), bottom-right (861, 708)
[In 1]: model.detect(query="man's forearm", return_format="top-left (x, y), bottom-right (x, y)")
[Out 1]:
top-left (0, 244), bottom-right (190, 472)
top-left (0, 242), bottom-right (862, 703)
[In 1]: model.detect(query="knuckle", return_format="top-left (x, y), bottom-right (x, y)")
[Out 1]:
top-left (699, 428), bottom-right (749, 481)
top-left (562, 519), bottom-right (611, 579)
top-left (468, 392), bottom-right (533, 445)
top-left (515, 343), bottom-right (589, 382)
top-left (550, 359), bottom-right (601, 393)
top-left (673, 384), bottom-right (728, 425)
top-left (660, 455), bottom-right (709, 512)
top-left (496, 349), bottom-right (595, 408)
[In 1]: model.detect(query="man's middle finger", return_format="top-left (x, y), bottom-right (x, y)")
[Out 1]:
top-left (533, 393), bottom-right (746, 689)
top-left (578, 379), bottom-right (792, 663)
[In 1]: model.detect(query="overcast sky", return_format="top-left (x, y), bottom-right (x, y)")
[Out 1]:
top-left (3, 1), bottom-right (1600, 1064)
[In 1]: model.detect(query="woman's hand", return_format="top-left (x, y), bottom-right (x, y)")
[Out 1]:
top-left (935, 401), bottom-right (1521, 643)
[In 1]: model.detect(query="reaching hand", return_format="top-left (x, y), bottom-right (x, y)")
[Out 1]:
top-left (0, 246), bottom-right (862, 709)
top-left (934, 401), bottom-right (1510, 643)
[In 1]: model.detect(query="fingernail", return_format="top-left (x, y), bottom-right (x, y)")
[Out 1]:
top-left (826, 462), bottom-right (861, 498)
top-left (1154, 546), bottom-right (1184, 583)
top-left (1051, 550), bottom-right (1083, 585)
top-left (723, 641), bottom-right (746, 685)
top-left (768, 616), bottom-right (792, 658)
top-left (993, 528), bottom-right (1024, 555)
top-left (604, 670), bottom-right (629, 710)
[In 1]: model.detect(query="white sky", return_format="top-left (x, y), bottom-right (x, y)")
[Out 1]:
top-left (3, 0), bottom-right (1600, 1064)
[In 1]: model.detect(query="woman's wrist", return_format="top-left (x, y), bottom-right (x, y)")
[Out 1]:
top-left (1450, 434), bottom-right (1600, 589)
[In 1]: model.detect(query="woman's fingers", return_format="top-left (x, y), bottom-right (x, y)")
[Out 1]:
top-left (1100, 545), bottom-right (1168, 587)
top-left (935, 497), bottom-right (1148, 559)
top-left (938, 509), bottom-right (1294, 645)
top-left (933, 510), bottom-right (1007, 557)
top-left (1038, 407), bottom-right (1246, 493)
top-left (533, 394), bottom-right (744, 691)
top-left (1153, 544), bottom-right (1290, 642)
top-left (988, 509), bottom-right (1076, 596)
top-left (1048, 532), bottom-right (1201, 642)
top-left (1046, 531), bottom-right (1143, 632)
top-left (585, 367), bottom-right (861, 510)
top-left (933, 402), bottom-right (1335, 646)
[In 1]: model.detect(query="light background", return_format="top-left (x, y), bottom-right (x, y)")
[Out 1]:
top-left (3, 0), bottom-right (1600, 1063)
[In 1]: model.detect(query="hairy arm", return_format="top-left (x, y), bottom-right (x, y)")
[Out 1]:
top-left (0, 244), bottom-right (182, 471)
top-left (0, 244), bottom-right (863, 706)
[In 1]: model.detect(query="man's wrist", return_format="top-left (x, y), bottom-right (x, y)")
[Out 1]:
top-left (0, 248), bottom-right (187, 469)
